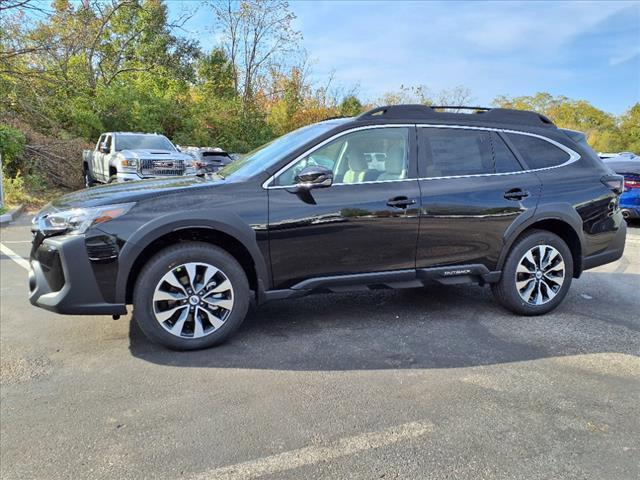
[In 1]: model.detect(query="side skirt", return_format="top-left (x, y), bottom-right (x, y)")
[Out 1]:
top-left (260, 265), bottom-right (502, 303)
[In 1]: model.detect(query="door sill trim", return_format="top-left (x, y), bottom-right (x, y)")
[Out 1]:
top-left (261, 266), bottom-right (502, 302)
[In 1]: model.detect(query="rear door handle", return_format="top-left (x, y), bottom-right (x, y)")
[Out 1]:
top-left (504, 188), bottom-right (530, 201)
top-left (387, 196), bottom-right (416, 208)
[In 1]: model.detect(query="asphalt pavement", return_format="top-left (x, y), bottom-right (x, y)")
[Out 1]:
top-left (1, 214), bottom-right (639, 479)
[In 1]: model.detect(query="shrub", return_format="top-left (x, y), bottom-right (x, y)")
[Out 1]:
top-left (0, 124), bottom-right (26, 176)
top-left (2, 172), bottom-right (34, 206)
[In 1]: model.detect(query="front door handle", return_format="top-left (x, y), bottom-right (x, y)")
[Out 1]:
top-left (387, 196), bottom-right (416, 208)
top-left (504, 188), bottom-right (530, 201)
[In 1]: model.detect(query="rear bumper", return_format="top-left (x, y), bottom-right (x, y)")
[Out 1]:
top-left (582, 218), bottom-right (626, 271)
top-left (29, 234), bottom-right (127, 315)
top-left (620, 189), bottom-right (640, 219)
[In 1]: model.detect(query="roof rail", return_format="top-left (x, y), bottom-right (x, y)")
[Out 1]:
top-left (356, 104), bottom-right (555, 127)
top-left (429, 106), bottom-right (491, 111)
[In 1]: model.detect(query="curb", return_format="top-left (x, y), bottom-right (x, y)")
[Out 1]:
top-left (0, 204), bottom-right (26, 225)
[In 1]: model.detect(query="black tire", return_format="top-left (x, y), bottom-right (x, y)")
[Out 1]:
top-left (108, 175), bottom-right (118, 184)
top-left (133, 242), bottom-right (250, 350)
top-left (83, 166), bottom-right (96, 187)
top-left (492, 229), bottom-right (573, 315)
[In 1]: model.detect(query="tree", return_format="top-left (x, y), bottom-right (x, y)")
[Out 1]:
top-left (339, 95), bottom-right (363, 117)
top-left (196, 48), bottom-right (236, 98)
top-left (618, 103), bottom-right (640, 154)
top-left (208, 0), bottom-right (302, 106)
top-left (493, 93), bottom-right (624, 152)
top-left (375, 85), bottom-right (473, 110)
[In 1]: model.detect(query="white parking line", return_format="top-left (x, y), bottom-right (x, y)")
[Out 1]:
top-left (190, 421), bottom-right (433, 480)
top-left (0, 243), bottom-right (30, 271)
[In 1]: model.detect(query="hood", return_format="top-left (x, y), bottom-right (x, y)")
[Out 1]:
top-left (119, 149), bottom-right (192, 161)
top-left (50, 175), bottom-right (224, 210)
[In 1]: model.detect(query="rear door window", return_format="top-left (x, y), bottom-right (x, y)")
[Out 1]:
top-left (421, 129), bottom-right (494, 177)
top-left (506, 133), bottom-right (570, 169)
top-left (420, 128), bottom-right (523, 177)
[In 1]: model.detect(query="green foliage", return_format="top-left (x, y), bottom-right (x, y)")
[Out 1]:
top-left (339, 96), bottom-right (364, 117)
top-left (618, 104), bottom-right (640, 154)
top-left (2, 172), bottom-right (33, 206)
top-left (492, 93), bottom-right (634, 153)
top-left (0, 124), bottom-right (26, 176)
top-left (2, 0), bottom-right (638, 201)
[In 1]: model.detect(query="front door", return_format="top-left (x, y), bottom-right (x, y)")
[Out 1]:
top-left (416, 126), bottom-right (541, 270)
top-left (267, 126), bottom-right (421, 289)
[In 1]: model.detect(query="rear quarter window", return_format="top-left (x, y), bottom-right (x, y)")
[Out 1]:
top-left (506, 133), bottom-right (570, 169)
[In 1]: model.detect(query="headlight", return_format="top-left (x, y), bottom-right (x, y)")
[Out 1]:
top-left (121, 158), bottom-right (139, 171)
top-left (37, 203), bottom-right (135, 236)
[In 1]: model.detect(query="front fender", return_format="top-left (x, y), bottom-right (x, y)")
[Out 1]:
top-left (112, 210), bottom-right (270, 303)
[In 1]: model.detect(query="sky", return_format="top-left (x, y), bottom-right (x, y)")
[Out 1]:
top-left (168, 0), bottom-right (640, 115)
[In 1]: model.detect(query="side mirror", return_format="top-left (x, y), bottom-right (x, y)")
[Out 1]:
top-left (294, 165), bottom-right (333, 189)
top-left (99, 143), bottom-right (110, 154)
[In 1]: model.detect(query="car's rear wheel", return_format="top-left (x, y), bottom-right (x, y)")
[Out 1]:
top-left (492, 230), bottom-right (573, 315)
top-left (133, 242), bottom-right (250, 350)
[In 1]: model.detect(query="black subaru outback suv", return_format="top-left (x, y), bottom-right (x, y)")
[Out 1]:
top-left (29, 105), bottom-right (627, 350)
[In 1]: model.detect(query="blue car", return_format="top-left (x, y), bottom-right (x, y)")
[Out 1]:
top-left (601, 153), bottom-right (640, 221)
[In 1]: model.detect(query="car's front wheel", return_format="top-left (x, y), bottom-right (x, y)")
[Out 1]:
top-left (492, 230), bottom-right (573, 315)
top-left (133, 242), bottom-right (250, 350)
top-left (84, 167), bottom-right (96, 188)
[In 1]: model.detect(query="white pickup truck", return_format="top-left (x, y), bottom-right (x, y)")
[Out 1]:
top-left (82, 132), bottom-right (194, 186)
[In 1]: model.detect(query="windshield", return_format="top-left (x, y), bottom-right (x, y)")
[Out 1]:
top-left (217, 119), bottom-right (348, 179)
top-left (115, 135), bottom-right (176, 152)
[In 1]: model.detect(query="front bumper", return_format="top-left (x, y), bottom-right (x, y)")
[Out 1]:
top-left (29, 234), bottom-right (127, 315)
top-left (113, 171), bottom-right (195, 182)
top-left (114, 172), bottom-right (144, 182)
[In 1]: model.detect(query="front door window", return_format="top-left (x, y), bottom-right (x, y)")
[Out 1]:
top-left (274, 127), bottom-right (410, 186)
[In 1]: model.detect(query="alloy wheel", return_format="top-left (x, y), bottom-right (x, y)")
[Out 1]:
top-left (515, 245), bottom-right (565, 306)
top-left (152, 262), bottom-right (234, 338)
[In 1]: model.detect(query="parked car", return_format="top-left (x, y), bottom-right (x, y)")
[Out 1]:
top-left (599, 152), bottom-right (640, 220)
top-left (82, 132), bottom-right (194, 186)
top-left (31, 105), bottom-right (627, 350)
top-left (179, 146), bottom-right (235, 174)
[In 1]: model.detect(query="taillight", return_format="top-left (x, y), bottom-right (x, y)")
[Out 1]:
top-left (624, 178), bottom-right (640, 190)
top-left (601, 174), bottom-right (624, 194)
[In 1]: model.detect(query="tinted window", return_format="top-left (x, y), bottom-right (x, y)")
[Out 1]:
top-left (506, 133), bottom-right (570, 169)
top-left (421, 129), bottom-right (495, 177)
top-left (115, 135), bottom-right (175, 152)
top-left (492, 133), bottom-right (522, 173)
top-left (219, 119), bottom-right (349, 180)
top-left (275, 127), bottom-right (409, 186)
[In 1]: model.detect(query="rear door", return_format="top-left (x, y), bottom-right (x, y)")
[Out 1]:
top-left (416, 126), bottom-right (541, 271)
top-left (267, 126), bottom-right (421, 289)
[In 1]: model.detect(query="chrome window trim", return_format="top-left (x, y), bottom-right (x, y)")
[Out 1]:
top-left (416, 124), bottom-right (580, 180)
top-left (262, 123), bottom-right (581, 189)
